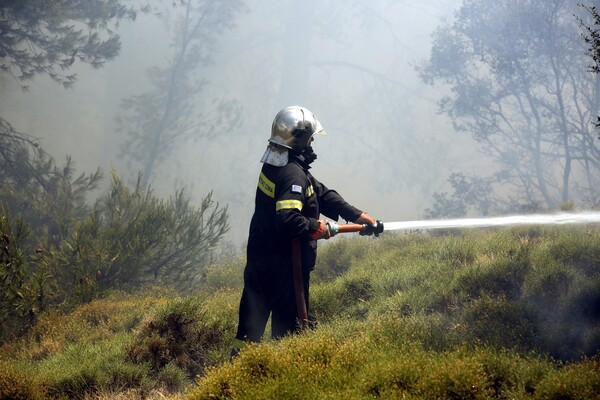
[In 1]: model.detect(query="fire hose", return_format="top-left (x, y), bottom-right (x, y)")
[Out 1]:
top-left (292, 211), bottom-right (600, 329)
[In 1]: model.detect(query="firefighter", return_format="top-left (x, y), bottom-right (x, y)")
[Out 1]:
top-left (231, 106), bottom-right (378, 355)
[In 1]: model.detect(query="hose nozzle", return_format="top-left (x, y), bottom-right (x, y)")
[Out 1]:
top-left (359, 220), bottom-right (384, 237)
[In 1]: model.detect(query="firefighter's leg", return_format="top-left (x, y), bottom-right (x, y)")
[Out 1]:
top-left (271, 261), bottom-right (304, 339)
top-left (235, 265), bottom-right (270, 343)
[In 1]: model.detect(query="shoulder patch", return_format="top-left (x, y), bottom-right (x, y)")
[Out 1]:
top-left (291, 184), bottom-right (303, 194)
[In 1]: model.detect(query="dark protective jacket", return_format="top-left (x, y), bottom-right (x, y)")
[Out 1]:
top-left (247, 157), bottom-right (363, 269)
top-left (236, 156), bottom-right (363, 341)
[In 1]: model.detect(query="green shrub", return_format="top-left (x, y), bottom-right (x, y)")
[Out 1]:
top-left (523, 260), bottom-right (577, 301)
top-left (0, 211), bottom-right (37, 343)
top-left (189, 319), bottom-right (595, 400)
top-left (313, 237), bottom-right (372, 283)
top-left (367, 312), bottom-right (459, 352)
top-left (200, 258), bottom-right (245, 292)
top-left (17, 291), bottom-right (167, 362)
top-left (543, 228), bottom-right (600, 277)
top-left (534, 358), bottom-right (600, 400)
top-left (414, 352), bottom-right (495, 399)
top-left (310, 273), bottom-right (374, 323)
top-left (460, 294), bottom-right (538, 350)
top-left (454, 255), bottom-right (529, 301)
top-left (431, 235), bottom-right (478, 267)
top-left (157, 362), bottom-right (192, 391)
top-left (127, 296), bottom-right (233, 381)
top-left (4, 226), bottom-right (600, 399)
top-left (537, 275), bottom-right (600, 360)
top-left (34, 333), bottom-right (150, 399)
top-left (0, 364), bottom-right (47, 400)
top-left (41, 172), bottom-right (229, 302)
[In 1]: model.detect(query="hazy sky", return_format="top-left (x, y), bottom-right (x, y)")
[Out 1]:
top-left (1, 0), bottom-right (475, 247)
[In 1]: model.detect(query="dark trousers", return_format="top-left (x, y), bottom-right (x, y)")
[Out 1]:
top-left (235, 258), bottom-right (310, 342)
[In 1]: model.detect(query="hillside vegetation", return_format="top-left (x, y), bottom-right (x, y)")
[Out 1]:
top-left (2, 226), bottom-right (600, 399)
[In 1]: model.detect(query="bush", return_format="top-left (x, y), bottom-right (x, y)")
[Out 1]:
top-left (4, 226), bottom-right (600, 398)
top-left (0, 211), bottom-right (37, 342)
top-left (200, 258), bottom-right (245, 292)
top-left (313, 238), bottom-right (371, 283)
top-left (534, 358), bottom-right (600, 400)
top-left (310, 272), bottom-right (374, 323)
top-left (1, 167), bottom-right (230, 342)
top-left (41, 172), bottom-right (229, 303)
top-left (0, 364), bottom-right (47, 400)
top-left (189, 319), bottom-right (598, 400)
top-left (460, 294), bottom-right (538, 351)
top-left (33, 334), bottom-right (150, 399)
top-left (127, 296), bottom-right (233, 382)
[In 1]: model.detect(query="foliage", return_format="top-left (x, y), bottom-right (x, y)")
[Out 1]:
top-left (199, 258), bottom-right (245, 293)
top-left (311, 227), bottom-right (600, 360)
top-left (578, 2), bottom-right (600, 136)
top-left (579, 2), bottom-right (600, 74)
top-left (311, 237), bottom-right (371, 283)
top-left (420, 0), bottom-right (600, 212)
top-left (0, 213), bottom-right (28, 341)
top-left (127, 296), bottom-right (235, 383)
top-left (34, 334), bottom-right (150, 399)
top-left (117, 0), bottom-right (244, 187)
top-left (0, 363), bottom-right (46, 400)
top-left (0, 0), bottom-right (232, 345)
top-left (189, 321), bottom-right (598, 400)
top-left (0, 120), bottom-right (102, 249)
top-left (0, 292), bottom-right (168, 399)
top-left (38, 171), bottom-right (229, 304)
top-left (2, 226), bottom-right (600, 398)
top-left (0, 0), bottom-right (141, 89)
top-left (5, 291), bottom-right (169, 362)
top-left (0, 130), bottom-right (102, 340)
top-left (0, 166), bottom-right (229, 342)
top-left (423, 172), bottom-right (497, 218)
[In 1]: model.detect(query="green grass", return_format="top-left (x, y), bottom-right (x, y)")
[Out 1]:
top-left (2, 226), bottom-right (600, 399)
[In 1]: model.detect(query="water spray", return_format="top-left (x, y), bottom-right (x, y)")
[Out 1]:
top-left (336, 212), bottom-right (600, 236)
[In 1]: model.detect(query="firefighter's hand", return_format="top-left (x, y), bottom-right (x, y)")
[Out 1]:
top-left (311, 220), bottom-right (339, 240)
top-left (355, 212), bottom-right (376, 225)
top-left (356, 212), bottom-right (377, 236)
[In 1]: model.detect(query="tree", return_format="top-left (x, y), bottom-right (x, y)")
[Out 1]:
top-left (423, 173), bottom-right (497, 219)
top-left (578, 2), bottom-right (600, 135)
top-left (420, 0), bottom-right (600, 212)
top-left (0, 119), bottom-right (102, 249)
top-left (0, 1), bottom-right (140, 339)
top-left (0, 1), bottom-right (233, 339)
top-left (0, 0), bottom-right (141, 227)
top-left (117, 0), bottom-right (244, 188)
top-left (0, 0), bottom-right (140, 89)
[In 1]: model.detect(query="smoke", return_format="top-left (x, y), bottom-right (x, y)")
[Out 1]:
top-left (0, 0), bottom-right (480, 248)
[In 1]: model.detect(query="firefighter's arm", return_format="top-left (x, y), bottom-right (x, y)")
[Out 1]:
top-left (313, 178), bottom-right (379, 235)
top-left (275, 205), bottom-right (339, 240)
top-left (312, 178), bottom-right (363, 222)
top-left (274, 207), bottom-right (314, 237)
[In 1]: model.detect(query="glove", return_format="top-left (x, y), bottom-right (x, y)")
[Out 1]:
top-left (311, 219), bottom-right (339, 240)
top-left (355, 212), bottom-right (376, 225)
top-left (356, 212), bottom-right (377, 236)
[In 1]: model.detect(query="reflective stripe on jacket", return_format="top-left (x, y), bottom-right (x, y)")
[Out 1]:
top-left (247, 158), bottom-right (363, 269)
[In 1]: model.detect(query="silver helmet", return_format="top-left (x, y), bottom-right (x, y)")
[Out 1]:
top-left (261, 106), bottom-right (326, 166)
top-left (269, 106), bottom-right (326, 151)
